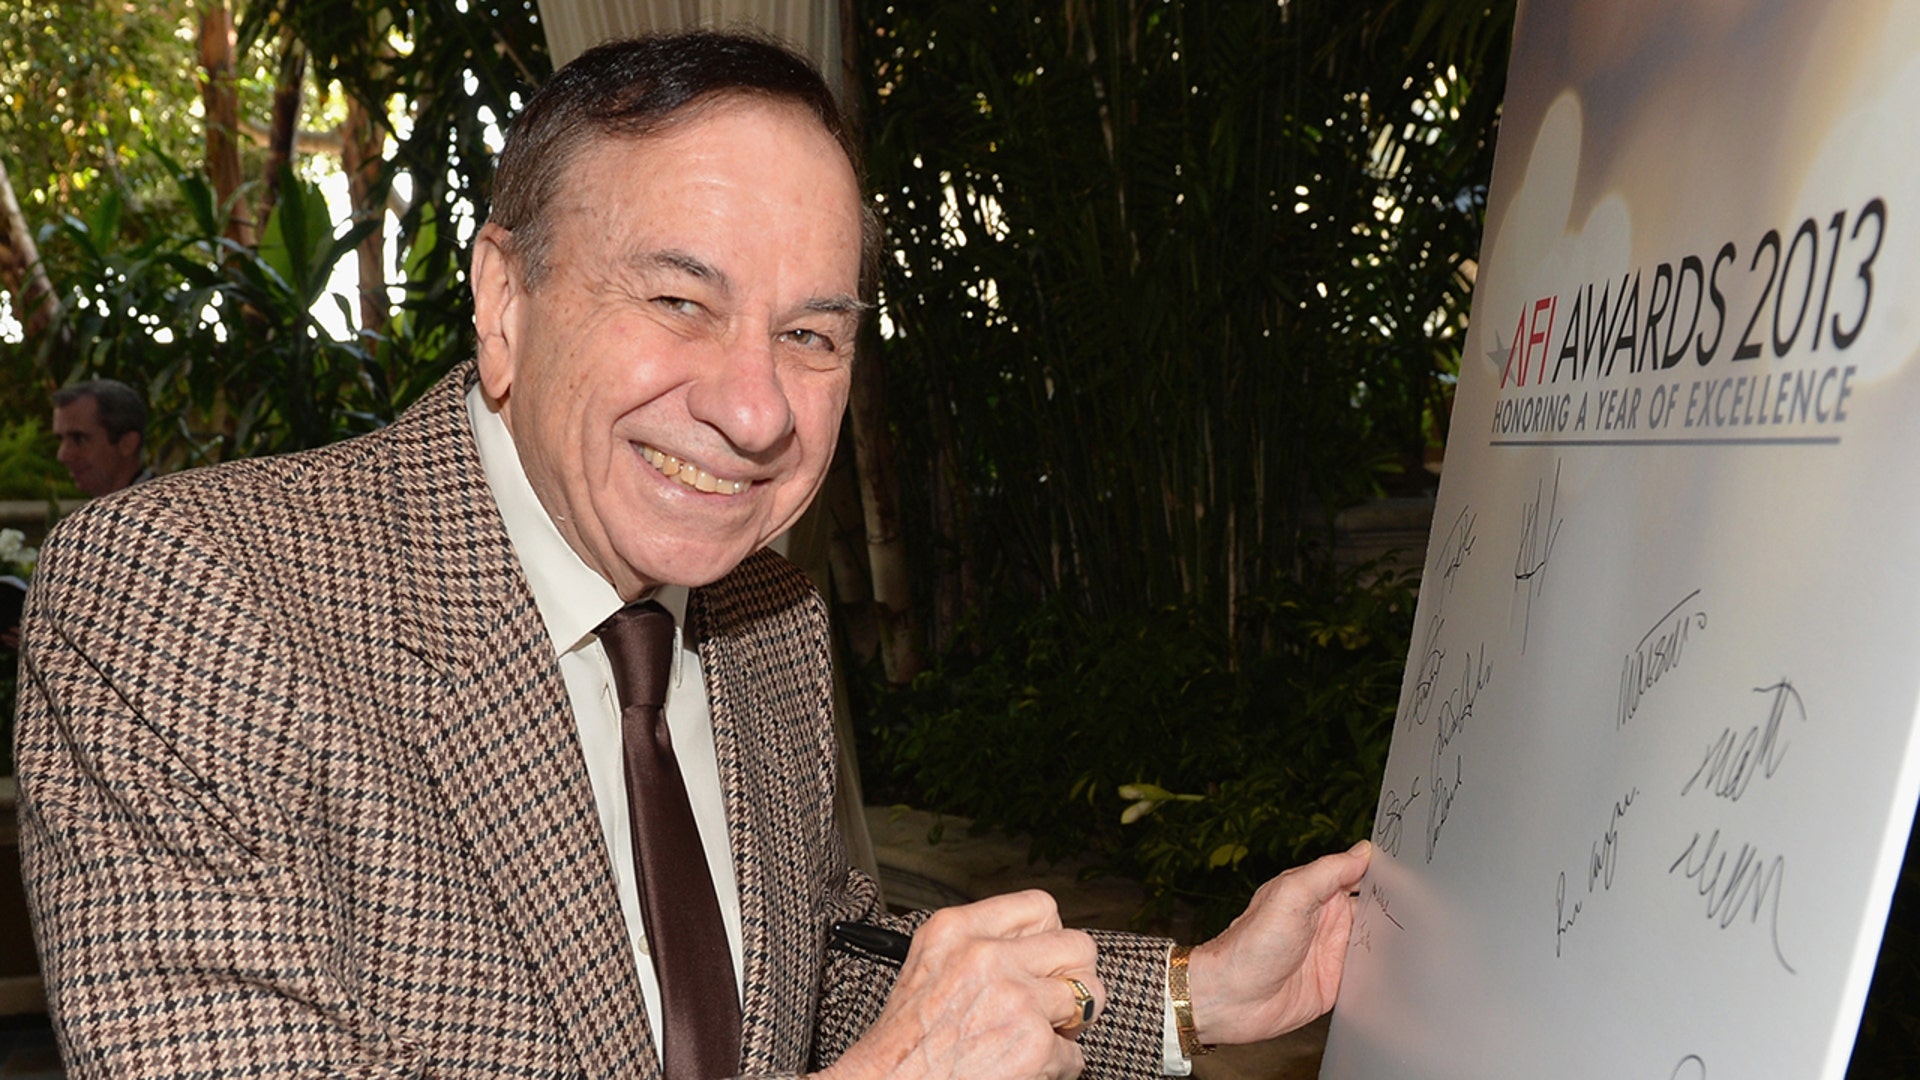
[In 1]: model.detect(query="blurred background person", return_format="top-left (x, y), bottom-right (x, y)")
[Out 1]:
top-left (51, 379), bottom-right (148, 497)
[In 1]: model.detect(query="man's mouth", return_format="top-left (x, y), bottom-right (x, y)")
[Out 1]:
top-left (640, 445), bottom-right (750, 495)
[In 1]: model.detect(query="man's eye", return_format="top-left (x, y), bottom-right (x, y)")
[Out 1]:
top-left (783, 328), bottom-right (835, 351)
top-left (654, 296), bottom-right (701, 315)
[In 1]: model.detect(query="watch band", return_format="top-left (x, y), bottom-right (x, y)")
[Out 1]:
top-left (1168, 944), bottom-right (1214, 1058)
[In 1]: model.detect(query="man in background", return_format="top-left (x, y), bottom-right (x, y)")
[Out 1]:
top-left (50, 378), bottom-right (147, 497)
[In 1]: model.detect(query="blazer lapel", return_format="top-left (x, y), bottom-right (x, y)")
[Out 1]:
top-left (387, 367), bottom-right (658, 1078)
top-left (692, 554), bottom-right (839, 1072)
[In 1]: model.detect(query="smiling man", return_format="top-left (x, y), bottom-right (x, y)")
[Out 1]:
top-left (16, 30), bottom-right (1367, 1080)
top-left (472, 84), bottom-right (863, 598)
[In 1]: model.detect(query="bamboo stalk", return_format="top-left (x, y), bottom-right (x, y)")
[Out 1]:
top-left (198, 0), bottom-right (249, 246)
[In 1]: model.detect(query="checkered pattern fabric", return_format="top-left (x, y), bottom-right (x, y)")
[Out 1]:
top-left (16, 364), bottom-right (1169, 1078)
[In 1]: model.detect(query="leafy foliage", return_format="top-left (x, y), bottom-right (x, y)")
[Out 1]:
top-left (859, 557), bottom-right (1417, 935)
top-left (0, 2), bottom-right (252, 231)
top-left (238, 0), bottom-right (550, 366)
top-left (0, 0), bottom-right (548, 461)
top-left (864, 0), bottom-right (1508, 647)
top-left (855, 0), bottom-right (1510, 932)
top-left (38, 160), bottom-right (415, 464)
top-left (0, 0), bottom-right (330, 313)
top-left (0, 418), bottom-right (63, 501)
top-left (0, 1), bottom-right (240, 417)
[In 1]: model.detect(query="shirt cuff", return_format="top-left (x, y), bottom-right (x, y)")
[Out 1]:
top-left (1161, 942), bottom-right (1193, 1075)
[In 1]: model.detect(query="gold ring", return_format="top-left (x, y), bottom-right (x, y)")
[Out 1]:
top-left (1061, 976), bottom-right (1096, 1027)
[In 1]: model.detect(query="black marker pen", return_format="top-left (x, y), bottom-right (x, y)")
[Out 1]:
top-left (830, 920), bottom-right (913, 965)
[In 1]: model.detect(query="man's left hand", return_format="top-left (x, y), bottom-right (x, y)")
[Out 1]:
top-left (1186, 840), bottom-right (1372, 1045)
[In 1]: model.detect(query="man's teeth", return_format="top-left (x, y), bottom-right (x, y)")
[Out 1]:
top-left (640, 446), bottom-right (749, 495)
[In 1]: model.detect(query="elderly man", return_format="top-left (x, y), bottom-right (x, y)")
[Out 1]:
top-left (50, 378), bottom-right (148, 497)
top-left (17, 29), bottom-right (1367, 1079)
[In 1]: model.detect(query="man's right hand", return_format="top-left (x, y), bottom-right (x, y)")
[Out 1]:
top-left (819, 890), bottom-right (1104, 1080)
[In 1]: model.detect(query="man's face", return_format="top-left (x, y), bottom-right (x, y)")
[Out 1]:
top-left (473, 96), bottom-right (865, 599)
top-left (52, 396), bottom-right (142, 497)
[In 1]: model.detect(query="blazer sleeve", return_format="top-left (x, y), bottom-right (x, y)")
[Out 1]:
top-left (16, 507), bottom-right (423, 1078)
top-left (807, 891), bottom-right (1172, 1078)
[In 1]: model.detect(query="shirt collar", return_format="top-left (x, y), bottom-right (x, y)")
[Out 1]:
top-left (466, 384), bottom-right (688, 654)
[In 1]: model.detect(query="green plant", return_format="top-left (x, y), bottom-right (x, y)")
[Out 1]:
top-left (0, 418), bottom-right (67, 501)
top-left (240, 0), bottom-right (550, 387)
top-left (859, 556), bottom-right (1416, 935)
top-left (862, 0), bottom-right (1508, 658)
top-left (0, 0), bottom-right (547, 445)
top-left (0, 162), bottom-right (461, 790)
top-left (0, 0), bottom-right (275, 283)
top-left (852, 0), bottom-right (1503, 937)
top-left (36, 157), bottom-right (452, 467)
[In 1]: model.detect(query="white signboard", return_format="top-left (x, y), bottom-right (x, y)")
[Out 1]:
top-left (1323, 3), bottom-right (1920, 1077)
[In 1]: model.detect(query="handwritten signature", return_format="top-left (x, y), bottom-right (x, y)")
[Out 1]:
top-left (1668, 828), bottom-right (1795, 974)
top-left (1554, 787), bottom-right (1637, 957)
top-left (1682, 680), bottom-right (1805, 801)
top-left (1512, 460), bottom-right (1563, 653)
top-left (1433, 643), bottom-right (1493, 762)
top-left (1555, 871), bottom-right (1581, 957)
top-left (1619, 589), bottom-right (1708, 729)
top-left (1425, 753), bottom-right (1464, 864)
top-left (1422, 645), bottom-right (1489, 864)
top-left (1375, 779), bottom-right (1423, 858)
top-left (1368, 882), bottom-right (1403, 930)
top-left (1589, 787), bottom-right (1638, 892)
top-left (1401, 614), bottom-right (1446, 730)
top-left (1434, 505), bottom-right (1478, 597)
top-left (1351, 883), bottom-right (1402, 955)
top-left (1401, 504), bottom-right (1476, 732)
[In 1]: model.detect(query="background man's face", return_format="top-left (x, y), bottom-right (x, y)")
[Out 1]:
top-left (475, 96), bottom-right (865, 598)
top-left (52, 396), bottom-right (141, 497)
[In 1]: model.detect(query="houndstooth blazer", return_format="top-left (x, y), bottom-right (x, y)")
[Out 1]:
top-left (16, 365), bottom-right (1171, 1078)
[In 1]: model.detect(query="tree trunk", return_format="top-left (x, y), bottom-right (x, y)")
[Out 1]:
top-left (198, 0), bottom-right (249, 245)
top-left (839, 0), bottom-right (922, 685)
top-left (341, 94), bottom-right (388, 337)
top-left (259, 28), bottom-right (307, 227)
top-left (847, 327), bottom-right (922, 684)
top-left (0, 158), bottom-right (61, 346)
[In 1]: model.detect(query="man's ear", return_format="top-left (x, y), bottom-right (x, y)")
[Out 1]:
top-left (113, 430), bottom-right (142, 459)
top-left (472, 222), bottom-right (521, 403)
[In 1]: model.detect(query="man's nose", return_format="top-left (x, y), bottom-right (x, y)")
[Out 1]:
top-left (685, 337), bottom-right (795, 456)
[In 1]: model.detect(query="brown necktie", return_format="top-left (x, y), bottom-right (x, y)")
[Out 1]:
top-left (595, 600), bottom-right (742, 1079)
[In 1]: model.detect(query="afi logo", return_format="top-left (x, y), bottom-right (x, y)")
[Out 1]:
top-left (1501, 296), bottom-right (1558, 387)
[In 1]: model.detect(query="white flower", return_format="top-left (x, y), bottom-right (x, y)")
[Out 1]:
top-left (0, 529), bottom-right (36, 576)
